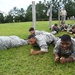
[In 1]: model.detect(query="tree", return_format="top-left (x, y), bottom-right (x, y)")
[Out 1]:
top-left (25, 5), bottom-right (32, 21)
top-left (8, 7), bottom-right (26, 22)
top-left (45, 0), bottom-right (75, 20)
top-left (25, 1), bottom-right (49, 21)
top-left (65, 1), bottom-right (75, 18)
top-left (4, 15), bottom-right (13, 23)
top-left (18, 8), bottom-right (26, 22)
top-left (0, 13), bottom-right (4, 23)
top-left (8, 7), bottom-right (20, 22)
top-left (0, 0), bottom-right (75, 23)
top-left (36, 1), bottom-right (48, 21)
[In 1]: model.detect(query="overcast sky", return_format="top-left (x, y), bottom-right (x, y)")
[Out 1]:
top-left (0, 0), bottom-right (45, 14)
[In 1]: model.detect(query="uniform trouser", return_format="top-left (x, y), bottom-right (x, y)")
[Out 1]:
top-left (61, 15), bottom-right (66, 23)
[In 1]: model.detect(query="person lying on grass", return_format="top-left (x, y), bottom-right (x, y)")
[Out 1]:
top-left (29, 27), bottom-right (47, 36)
top-left (67, 25), bottom-right (75, 38)
top-left (54, 34), bottom-right (75, 64)
top-left (60, 22), bottom-right (69, 31)
top-left (51, 24), bottom-right (60, 34)
top-left (0, 36), bottom-right (28, 50)
top-left (29, 27), bottom-right (58, 36)
top-left (28, 33), bottom-right (56, 55)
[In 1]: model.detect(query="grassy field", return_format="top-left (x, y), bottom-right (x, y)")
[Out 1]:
top-left (0, 20), bottom-right (75, 75)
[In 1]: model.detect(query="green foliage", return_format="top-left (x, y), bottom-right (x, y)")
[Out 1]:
top-left (65, 1), bottom-right (75, 17)
top-left (25, 5), bottom-right (32, 21)
top-left (0, 13), bottom-right (4, 23)
top-left (36, 1), bottom-right (48, 21)
top-left (0, 0), bottom-right (75, 23)
top-left (8, 7), bottom-right (26, 22)
top-left (5, 15), bottom-right (13, 23)
top-left (0, 20), bottom-right (75, 75)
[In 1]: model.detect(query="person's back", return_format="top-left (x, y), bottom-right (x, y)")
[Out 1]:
top-left (35, 30), bottom-right (46, 35)
top-left (29, 27), bottom-right (46, 35)
top-left (0, 36), bottom-right (28, 50)
top-left (35, 32), bottom-right (57, 46)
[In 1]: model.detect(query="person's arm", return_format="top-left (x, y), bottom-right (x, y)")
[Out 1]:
top-left (68, 32), bottom-right (72, 34)
top-left (55, 53), bottom-right (59, 57)
top-left (54, 53), bottom-right (60, 62)
top-left (54, 40), bottom-right (60, 62)
top-left (30, 41), bottom-right (48, 55)
top-left (68, 42), bottom-right (75, 61)
top-left (60, 57), bottom-right (74, 64)
top-left (68, 52), bottom-right (75, 61)
top-left (30, 49), bottom-right (46, 55)
top-left (66, 57), bottom-right (74, 62)
top-left (67, 29), bottom-right (73, 34)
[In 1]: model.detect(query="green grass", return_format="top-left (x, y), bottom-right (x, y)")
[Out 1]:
top-left (0, 20), bottom-right (75, 75)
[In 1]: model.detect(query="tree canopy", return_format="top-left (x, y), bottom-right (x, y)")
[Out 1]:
top-left (0, 0), bottom-right (75, 23)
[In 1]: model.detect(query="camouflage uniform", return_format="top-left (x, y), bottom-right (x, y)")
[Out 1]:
top-left (34, 30), bottom-right (46, 35)
top-left (54, 38), bottom-right (75, 60)
top-left (35, 33), bottom-right (57, 52)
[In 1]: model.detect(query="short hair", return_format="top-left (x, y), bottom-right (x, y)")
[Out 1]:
top-left (29, 27), bottom-right (34, 31)
top-left (72, 25), bottom-right (75, 29)
top-left (28, 34), bottom-right (35, 39)
top-left (54, 24), bottom-right (58, 26)
top-left (61, 34), bottom-right (71, 42)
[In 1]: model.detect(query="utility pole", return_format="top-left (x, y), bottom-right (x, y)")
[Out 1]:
top-left (49, 4), bottom-right (52, 30)
top-left (32, 1), bottom-right (36, 29)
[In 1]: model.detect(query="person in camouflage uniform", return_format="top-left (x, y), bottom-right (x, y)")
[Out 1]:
top-left (28, 33), bottom-right (56, 55)
top-left (29, 27), bottom-right (47, 35)
top-left (54, 34), bottom-right (75, 64)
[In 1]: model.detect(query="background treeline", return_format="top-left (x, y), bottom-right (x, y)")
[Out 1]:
top-left (0, 0), bottom-right (75, 23)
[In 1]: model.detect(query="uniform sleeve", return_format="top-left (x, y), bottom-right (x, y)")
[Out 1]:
top-left (38, 40), bottom-right (48, 52)
top-left (53, 40), bottom-right (60, 54)
top-left (35, 30), bottom-right (41, 35)
top-left (69, 39), bottom-right (75, 60)
top-left (70, 52), bottom-right (75, 60)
